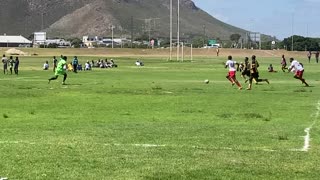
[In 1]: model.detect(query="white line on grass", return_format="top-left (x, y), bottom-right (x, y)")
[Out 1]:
top-left (299, 100), bottom-right (320, 152)
top-left (0, 140), bottom-right (278, 152)
top-left (6, 99), bottom-right (320, 154)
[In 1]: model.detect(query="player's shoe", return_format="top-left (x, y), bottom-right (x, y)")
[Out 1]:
top-left (48, 79), bottom-right (51, 84)
top-left (244, 79), bottom-right (248, 83)
top-left (266, 79), bottom-right (270, 84)
top-left (238, 87), bottom-right (243, 90)
top-left (246, 88), bottom-right (251, 90)
top-left (62, 82), bottom-right (66, 85)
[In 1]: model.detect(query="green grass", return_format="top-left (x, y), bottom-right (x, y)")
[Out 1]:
top-left (0, 55), bottom-right (320, 179)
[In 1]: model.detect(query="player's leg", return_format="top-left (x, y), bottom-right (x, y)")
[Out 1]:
top-left (230, 72), bottom-right (242, 89)
top-left (73, 64), bottom-right (77, 73)
top-left (62, 73), bottom-right (67, 85)
top-left (256, 78), bottom-right (269, 84)
top-left (294, 73), bottom-right (309, 86)
top-left (233, 78), bottom-right (242, 90)
top-left (226, 74), bottom-right (234, 85)
top-left (48, 75), bottom-right (59, 83)
top-left (247, 78), bottom-right (253, 90)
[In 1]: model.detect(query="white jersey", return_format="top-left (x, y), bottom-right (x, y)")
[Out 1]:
top-left (226, 60), bottom-right (237, 71)
top-left (289, 60), bottom-right (304, 71)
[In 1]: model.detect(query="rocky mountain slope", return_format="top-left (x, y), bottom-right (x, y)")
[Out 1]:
top-left (0, 0), bottom-right (248, 40)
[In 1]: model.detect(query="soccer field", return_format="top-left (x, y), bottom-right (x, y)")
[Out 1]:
top-left (0, 52), bottom-right (320, 179)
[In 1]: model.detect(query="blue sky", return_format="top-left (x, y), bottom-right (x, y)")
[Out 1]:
top-left (193, 0), bottom-right (320, 40)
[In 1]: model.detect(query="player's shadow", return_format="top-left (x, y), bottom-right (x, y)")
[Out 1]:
top-left (62, 83), bottom-right (82, 86)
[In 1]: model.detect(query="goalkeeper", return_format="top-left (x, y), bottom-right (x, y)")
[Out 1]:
top-left (48, 56), bottom-right (68, 85)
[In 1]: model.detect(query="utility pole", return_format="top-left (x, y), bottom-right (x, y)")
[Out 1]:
top-left (138, 17), bottom-right (160, 48)
top-left (170, 0), bottom-right (173, 61)
top-left (110, 25), bottom-right (115, 48)
top-left (131, 16), bottom-right (134, 48)
top-left (203, 24), bottom-right (206, 46)
top-left (177, 0), bottom-right (180, 61)
top-left (291, 13), bottom-right (294, 51)
top-left (41, 12), bottom-right (44, 30)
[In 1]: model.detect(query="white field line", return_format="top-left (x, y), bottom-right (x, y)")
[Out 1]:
top-left (0, 140), bottom-right (277, 152)
top-left (299, 101), bottom-right (320, 152)
top-left (4, 99), bottom-right (320, 154)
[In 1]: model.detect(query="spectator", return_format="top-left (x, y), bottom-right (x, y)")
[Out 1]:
top-left (77, 64), bottom-right (83, 71)
top-left (85, 61), bottom-right (91, 71)
top-left (8, 56), bottom-right (14, 74)
top-left (14, 57), bottom-right (19, 75)
top-left (72, 56), bottom-right (79, 73)
top-left (315, 51), bottom-right (319, 63)
top-left (268, 64), bottom-right (277, 72)
top-left (307, 51), bottom-right (311, 63)
top-left (136, 60), bottom-right (144, 66)
top-left (110, 59), bottom-right (118, 67)
top-left (2, 54), bottom-right (8, 74)
top-left (43, 61), bottom-right (49, 70)
top-left (67, 63), bottom-right (73, 71)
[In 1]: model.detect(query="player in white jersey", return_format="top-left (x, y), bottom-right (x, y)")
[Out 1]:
top-left (225, 55), bottom-right (242, 90)
top-left (288, 58), bottom-right (309, 86)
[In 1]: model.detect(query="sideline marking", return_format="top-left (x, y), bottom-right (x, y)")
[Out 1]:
top-left (300, 100), bottom-right (320, 152)
top-left (0, 140), bottom-right (278, 152)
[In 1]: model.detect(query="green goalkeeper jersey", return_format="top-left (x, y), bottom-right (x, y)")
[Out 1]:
top-left (55, 58), bottom-right (67, 75)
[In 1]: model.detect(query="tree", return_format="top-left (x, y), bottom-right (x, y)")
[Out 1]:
top-left (191, 36), bottom-right (205, 48)
top-left (230, 34), bottom-right (241, 48)
top-left (281, 35), bottom-right (320, 51)
top-left (68, 38), bottom-right (82, 48)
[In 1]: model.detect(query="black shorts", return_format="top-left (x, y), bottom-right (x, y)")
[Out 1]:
top-left (242, 70), bottom-right (250, 77)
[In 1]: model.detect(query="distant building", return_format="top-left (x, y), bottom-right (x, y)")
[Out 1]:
top-left (33, 32), bottom-right (46, 45)
top-left (83, 35), bottom-right (125, 47)
top-left (0, 34), bottom-right (32, 47)
top-left (46, 39), bottom-right (71, 47)
top-left (83, 36), bottom-right (101, 47)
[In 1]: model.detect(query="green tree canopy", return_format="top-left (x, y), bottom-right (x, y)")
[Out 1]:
top-left (230, 34), bottom-right (241, 42)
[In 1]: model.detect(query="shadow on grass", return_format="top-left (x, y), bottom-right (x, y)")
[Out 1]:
top-left (217, 112), bottom-right (272, 121)
top-left (62, 83), bottom-right (83, 86)
top-left (293, 87), bottom-right (314, 92)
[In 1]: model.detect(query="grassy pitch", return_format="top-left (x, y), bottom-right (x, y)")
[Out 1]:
top-left (0, 54), bottom-right (320, 179)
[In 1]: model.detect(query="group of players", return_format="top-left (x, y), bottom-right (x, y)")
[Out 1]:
top-left (225, 55), bottom-right (309, 90)
top-left (48, 53), bottom-right (309, 88)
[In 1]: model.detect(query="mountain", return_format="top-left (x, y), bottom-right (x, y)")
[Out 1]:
top-left (0, 0), bottom-right (249, 40)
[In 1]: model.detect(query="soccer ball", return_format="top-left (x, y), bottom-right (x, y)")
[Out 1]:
top-left (204, 79), bottom-right (209, 84)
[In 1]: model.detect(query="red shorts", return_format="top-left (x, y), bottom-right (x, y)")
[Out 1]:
top-left (228, 71), bottom-right (236, 79)
top-left (295, 70), bottom-right (304, 78)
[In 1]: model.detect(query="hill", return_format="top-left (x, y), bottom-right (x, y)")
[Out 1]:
top-left (0, 0), bottom-right (250, 40)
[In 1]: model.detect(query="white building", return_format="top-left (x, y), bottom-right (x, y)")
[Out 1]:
top-left (33, 32), bottom-right (46, 45)
top-left (46, 39), bottom-right (71, 47)
top-left (0, 34), bottom-right (32, 47)
top-left (83, 36), bottom-right (101, 47)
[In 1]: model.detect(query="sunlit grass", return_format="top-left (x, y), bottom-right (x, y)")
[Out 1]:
top-left (0, 54), bottom-right (319, 179)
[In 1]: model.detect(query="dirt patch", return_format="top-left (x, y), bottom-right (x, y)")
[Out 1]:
top-left (5, 48), bottom-right (28, 56)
